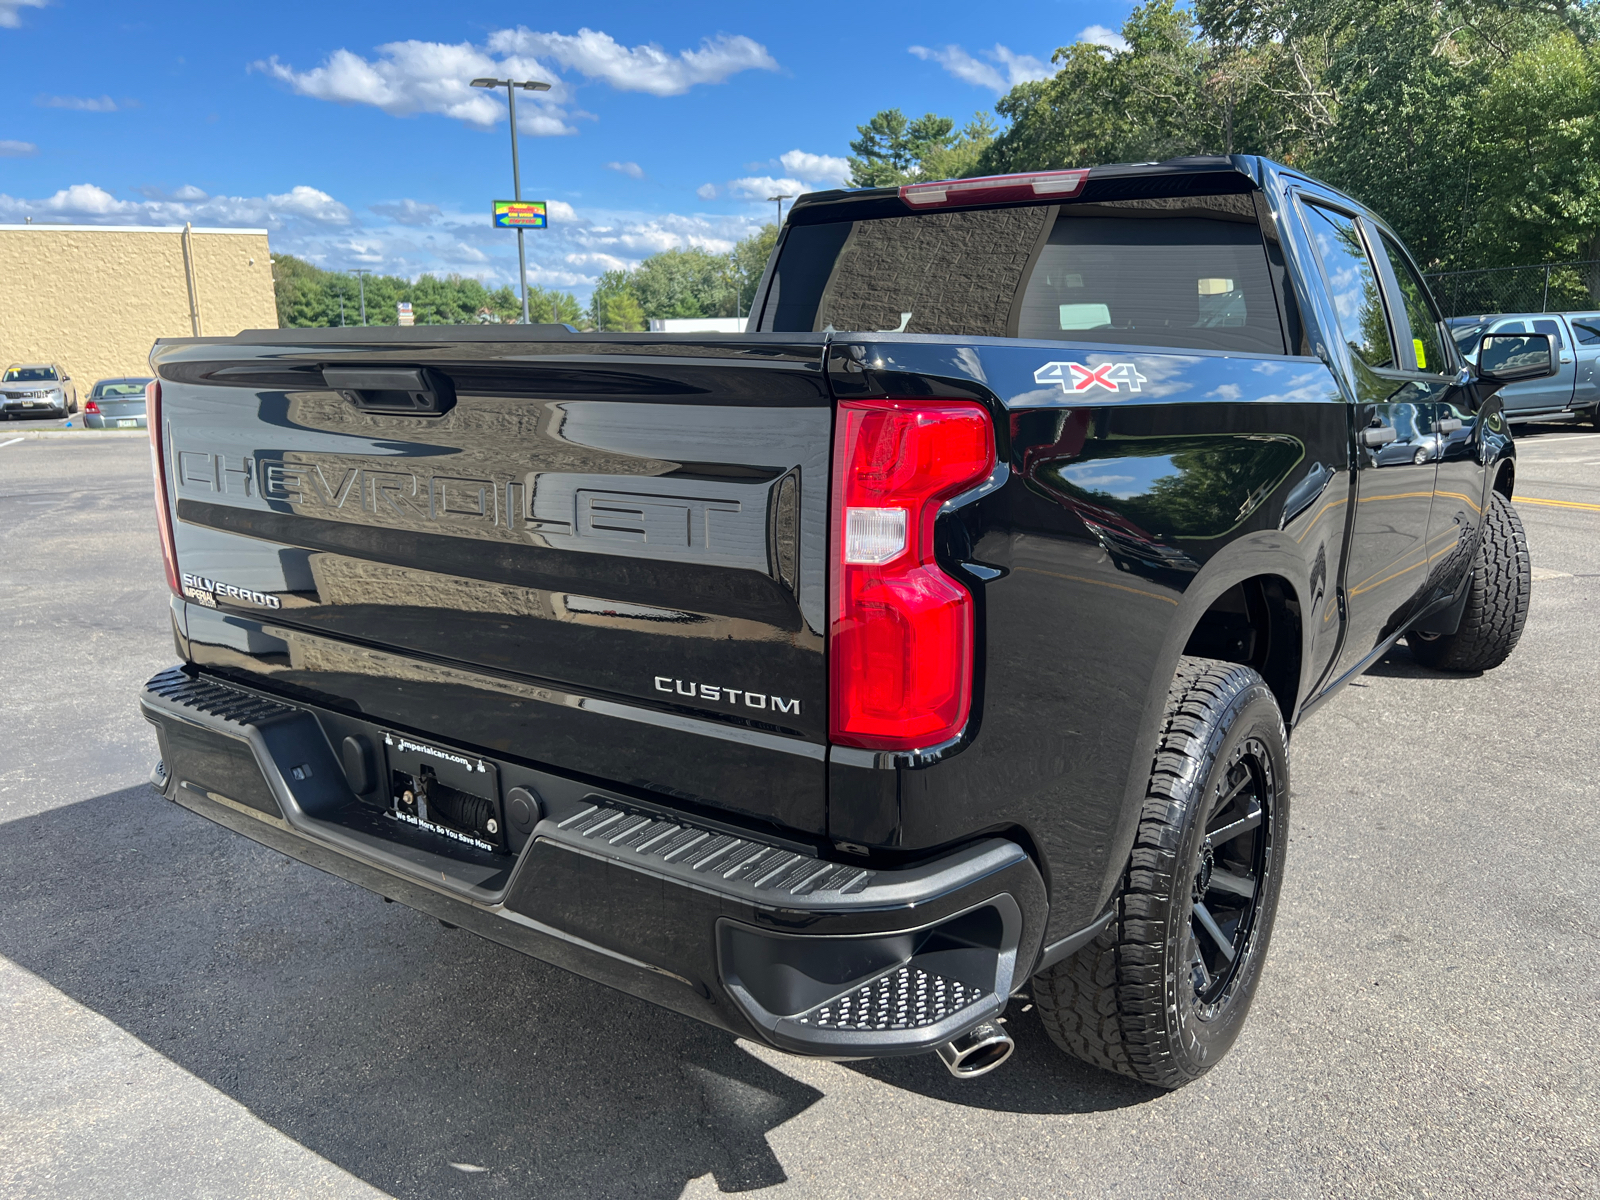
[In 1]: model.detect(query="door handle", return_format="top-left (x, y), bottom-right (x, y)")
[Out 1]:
top-left (1560, 353), bottom-right (1573, 364)
top-left (321, 366), bottom-right (456, 416)
top-left (1359, 426), bottom-right (1398, 447)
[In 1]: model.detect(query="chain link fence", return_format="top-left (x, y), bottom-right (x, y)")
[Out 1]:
top-left (1423, 261), bottom-right (1600, 318)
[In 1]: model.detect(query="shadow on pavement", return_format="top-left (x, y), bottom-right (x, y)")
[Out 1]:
top-left (0, 786), bottom-right (818, 1197)
top-left (1361, 640), bottom-right (1477, 680)
top-left (0, 784), bottom-right (1152, 1197)
top-left (842, 1012), bottom-right (1162, 1112)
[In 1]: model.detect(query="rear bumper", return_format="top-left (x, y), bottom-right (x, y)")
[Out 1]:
top-left (139, 666), bottom-right (1048, 1059)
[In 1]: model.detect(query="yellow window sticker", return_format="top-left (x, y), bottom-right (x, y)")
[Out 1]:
top-left (1413, 338), bottom-right (1427, 370)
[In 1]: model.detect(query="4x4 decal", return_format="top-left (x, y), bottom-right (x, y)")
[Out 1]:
top-left (1034, 361), bottom-right (1149, 393)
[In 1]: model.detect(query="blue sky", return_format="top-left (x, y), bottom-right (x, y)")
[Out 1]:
top-left (0, 0), bottom-right (1131, 302)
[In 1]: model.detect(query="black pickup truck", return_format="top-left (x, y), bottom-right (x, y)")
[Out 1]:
top-left (138, 155), bottom-right (1550, 1088)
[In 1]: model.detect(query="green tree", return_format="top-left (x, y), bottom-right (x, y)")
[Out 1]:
top-left (270, 255), bottom-right (581, 327)
top-left (848, 109), bottom-right (994, 186)
top-left (629, 248), bottom-right (729, 319)
top-left (1472, 30), bottom-right (1600, 297)
top-left (730, 223), bottom-right (779, 317)
top-left (589, 270), bottom-right (646, 331)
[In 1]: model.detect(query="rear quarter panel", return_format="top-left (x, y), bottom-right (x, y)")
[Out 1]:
top-left (828, 336), bottom-right (1349, 938)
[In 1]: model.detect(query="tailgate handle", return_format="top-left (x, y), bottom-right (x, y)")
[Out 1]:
top-left (322, 366), bottom-right (456, 416)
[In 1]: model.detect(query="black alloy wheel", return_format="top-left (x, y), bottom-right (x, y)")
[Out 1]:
top-left (1186, 737), bottom-right (1275, 1018)
top-left (1032, 656), bottom-right (1289, 1089)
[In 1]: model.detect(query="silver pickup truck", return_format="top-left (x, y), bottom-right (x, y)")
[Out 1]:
top-left (1450, 312), bottom-right (1600, 423)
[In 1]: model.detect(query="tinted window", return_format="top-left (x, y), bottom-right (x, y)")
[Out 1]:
top-left (1573, 321), bottom-right (1600, 346)
top-left (1531, 317), bottom-right (1565, 350)
top-left (4, 367), bottom-right (59, 382)
top-left (1303, 204), bottom-right (1394, 370)
top-left (1453, 324), bottom-right (1486, 357)
top-left (760, 194), bottom-right (1286, 353)
top-left (1015, 202), bottom-right (1283, 353)
top-left (1377, 233), bottom-right (1447, 374)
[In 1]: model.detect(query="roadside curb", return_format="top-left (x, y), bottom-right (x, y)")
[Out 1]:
top-left (2, 428), bottom-right (146, 440)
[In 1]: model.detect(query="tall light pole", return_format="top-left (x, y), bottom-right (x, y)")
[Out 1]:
top-left (768, 194), bottom-right (793, 226)
top-left (472, 76), bottom-right (552, 325)
top-left (349, 269), bottom-right (372, 326)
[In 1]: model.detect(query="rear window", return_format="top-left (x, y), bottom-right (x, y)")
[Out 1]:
top-left (95, 382), bottom-right (148, 398)
top-left (759, 194), bottom-right (1287, 354)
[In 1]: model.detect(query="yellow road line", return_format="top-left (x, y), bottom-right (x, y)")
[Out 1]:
top-left (1515, 495), bottom-right (1600, 512)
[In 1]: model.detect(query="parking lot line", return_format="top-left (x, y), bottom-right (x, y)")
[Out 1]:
top-left (1515, 495), bottom-right (1600, 512)
top-left (0, 437), bottom-right (23, 449)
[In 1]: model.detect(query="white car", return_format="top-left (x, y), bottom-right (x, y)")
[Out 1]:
top-left (1, 363), bottom-right (77, 420)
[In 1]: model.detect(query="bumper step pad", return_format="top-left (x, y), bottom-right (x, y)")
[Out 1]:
top-left (146, 666), bottom-right (296, 729)
top-left (797, 965), bottom-right (982, 1032)
top-left (559, 802), bottom-right (871, 897)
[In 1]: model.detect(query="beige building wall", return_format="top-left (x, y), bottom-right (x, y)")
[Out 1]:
top-left (0, 225), bottom-right (278, 395)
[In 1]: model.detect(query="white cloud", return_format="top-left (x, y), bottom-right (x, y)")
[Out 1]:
top-left (0, 139), bottom-right (37, 157)
top-left (778, 149), bottom-right (850, 187)
top-left (0, 180), bottom-right (764, 304)
top-left (728, 176), bottom-right (806, 201)
top-left (255, 44), bottom-right (561, 131)
top-left (37, 94), bottom-right (117, 112)
top-left (41, 183), bottom-right (132, 215)
top-left (258, 27), bottom-right (776, 134)
top-left (1079, 25), bottom-right (1130, 53)
top-left (0, 182), bottom-right (351, 227)
top-left (486, 27), bottom-right (776, 96)
top-left (908, 43), bottom-right (1053, 94)
top-left (133, 184), bottom-right (210, 201)
top-left (371, 198), bottom-right (442, 225)
top-left (0, 0), bottom-right (48, 29)
top-left (713, 151), bottom-right (849, 206)
top-left (606, 160), bottom-right (645, 179)
top-left (267, 185), bottom-right (351, 223)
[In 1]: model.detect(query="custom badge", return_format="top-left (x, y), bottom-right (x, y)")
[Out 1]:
top-left (1034, 361), bottom-right (1149, 394)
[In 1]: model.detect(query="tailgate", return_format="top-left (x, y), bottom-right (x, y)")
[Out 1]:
top-left (153, 331), bottom-right (832, 834)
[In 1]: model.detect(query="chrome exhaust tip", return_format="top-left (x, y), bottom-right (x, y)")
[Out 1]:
top-left (935, 1020), bottom-right (1014, 1079)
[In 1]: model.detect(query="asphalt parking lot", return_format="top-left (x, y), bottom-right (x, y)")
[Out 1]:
top-left (1, 426), bottom-right (1596, 1199)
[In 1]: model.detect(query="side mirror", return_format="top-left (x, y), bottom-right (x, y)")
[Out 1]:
top-left (1477, 332), bottom-right (1556, 383)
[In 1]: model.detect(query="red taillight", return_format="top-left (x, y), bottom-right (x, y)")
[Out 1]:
top-left (899, 169), bottom-right (1090, 209)
top-left (830, 400), bottom-right (995, 751)
top-left (147, 380), bottom-right (180, 596)
top-left (84, 399), bottom-right (100, 414)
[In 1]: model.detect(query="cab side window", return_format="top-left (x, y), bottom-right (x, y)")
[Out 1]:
top-left (1531, 318), bottom-right (1565, 351)
top-left (1377, 233), bottom-right (1448, 374)
top-left (1302, 203), bottom-right (1395, 370)
top-left (1573, 320), bottom-right (1600, 345)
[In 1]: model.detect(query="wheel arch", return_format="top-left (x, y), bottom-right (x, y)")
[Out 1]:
top-left (1135, 535), bottom-right (1315, 759)
top-left (1493, 457), bottom-right (1515, 500)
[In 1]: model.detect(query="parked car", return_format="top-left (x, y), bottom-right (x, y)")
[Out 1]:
top-left (139, 154), bottom-right (1546, 1090)
top-left (81, 377), bottom-right (153, 429)
top-left (1, 362), bottom-right (77, 419)
top-left (1448, 312), bottom-right (1600, 423)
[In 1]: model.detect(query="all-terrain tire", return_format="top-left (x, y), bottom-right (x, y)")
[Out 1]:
top-left (1408, 491), bottom-right (1530, 672)
top-left (1032, 657), bottom-right (1290, 1090)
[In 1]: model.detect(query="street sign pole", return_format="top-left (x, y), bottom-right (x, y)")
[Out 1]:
top-left (506, 82), bottom-right (530, 325)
